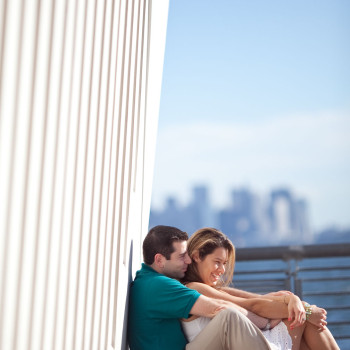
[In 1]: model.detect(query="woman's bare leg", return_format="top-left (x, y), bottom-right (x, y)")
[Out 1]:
top-left (283, 319), bottom-right (305, 350)
top-left (300, 337), bottom-right (311, 350)
top-left (272, 317), bottom-right (338, 350)
top-left (302, 323), bottom-right (340, 350)
top-left (300, 304), bottom-right (339, 349)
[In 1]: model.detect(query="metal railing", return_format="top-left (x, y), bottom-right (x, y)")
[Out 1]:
top-left (234, 243), bottom-right (350, 349)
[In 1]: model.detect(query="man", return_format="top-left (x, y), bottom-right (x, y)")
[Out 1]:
top-left (128, 225), bottom-right (271, 350)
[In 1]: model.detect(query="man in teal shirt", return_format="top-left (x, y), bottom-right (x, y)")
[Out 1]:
top-left (129, 263), bottom-right (200, 349)
top-left (128, 225), bottom-right (271, 350)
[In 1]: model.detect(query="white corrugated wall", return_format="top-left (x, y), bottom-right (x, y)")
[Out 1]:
top-left (0, 0), bottom-right (168, 349)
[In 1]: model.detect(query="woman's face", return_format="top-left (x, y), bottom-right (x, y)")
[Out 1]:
top-left (196, 247), bottom-right (228, 286)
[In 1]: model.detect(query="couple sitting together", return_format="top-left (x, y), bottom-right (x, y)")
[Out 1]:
top-left (128, 225), bottom-right (339, 350)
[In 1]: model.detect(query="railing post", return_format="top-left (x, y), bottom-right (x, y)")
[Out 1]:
top-left (285, 260), bottom-right (292, 292)
top-left (293, 261), bottom-right (303, 299)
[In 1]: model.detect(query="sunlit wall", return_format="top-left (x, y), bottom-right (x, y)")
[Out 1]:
top-left (0, 0), bottom-right (168, 349)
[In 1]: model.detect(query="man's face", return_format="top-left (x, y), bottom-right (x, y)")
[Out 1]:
top-left (162, 241), bottom-right (191, 280)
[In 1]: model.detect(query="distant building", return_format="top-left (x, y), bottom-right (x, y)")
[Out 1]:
top-left (315, 227), bottom-right (350, 244)
top-left (219, 188), bottom-right (262, 246)
top-left (188, 186), bottom-right (217, 232)
top-left (268, 188), bottom-right (312, 244)
top-left (150, 186), bottom-right (216, 235)
top-left (269, 189), bottom-right (296, 240)
top-left (150, 197), bottom-right (184, 228)
top-left (294, 199), bottom-right (312, 243)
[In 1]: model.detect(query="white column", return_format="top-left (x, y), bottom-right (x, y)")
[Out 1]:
top-left (0, 0), bottom-right (169, 349)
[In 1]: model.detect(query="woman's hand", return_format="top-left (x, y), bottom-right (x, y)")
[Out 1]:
top-left (287, 294), bottom-right (306, 329)
top-left (306, 304), bottom-right (327, 331)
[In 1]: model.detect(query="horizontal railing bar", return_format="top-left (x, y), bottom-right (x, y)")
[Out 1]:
top-left (323, 305), bottom-right (350, 310)
top-left (303, 291), bottom-right (350, 296)
top-left (297, 277), bottom-right (350, 282)
top-left (234, 279), bottom-right (287, 282)
top-left (328, 321), bottom-right (350, 326)
top-left (335, 336), bottom-right (350, 340)
top-left (236, 243), bottom-right (350, 261)
top-left (235, 269), bottom-right (288, 275)
top-left (297, 266), bottom-right (350, 272)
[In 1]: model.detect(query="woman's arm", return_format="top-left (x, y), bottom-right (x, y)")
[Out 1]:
top-left (186, 282), bottom-right (306, 328)
top-left (219, 287), bottom-right (262, 299)
top-left (221, 286), bottom-right (326, 328)
top-left (220, 287), bottom-right (292, 299)
top-left (186, 285), bottom-right (276, 330)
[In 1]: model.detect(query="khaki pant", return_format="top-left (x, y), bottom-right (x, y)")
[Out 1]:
top-left (186, 308), bottom-right (272, 350)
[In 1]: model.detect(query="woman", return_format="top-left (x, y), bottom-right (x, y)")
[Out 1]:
top-left (181, 228), bottom-right (339, 350)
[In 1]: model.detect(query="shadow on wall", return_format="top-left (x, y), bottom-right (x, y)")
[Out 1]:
top-left (122, 240), bottom-right (134, 350)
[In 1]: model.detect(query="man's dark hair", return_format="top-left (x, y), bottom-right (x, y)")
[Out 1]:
top-left (143, 225), bottom-right (188, 265)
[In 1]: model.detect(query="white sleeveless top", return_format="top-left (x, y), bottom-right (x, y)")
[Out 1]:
top-left (181, 317), bottom-right (292, 350)
top-left (182, 317), bottom-right (211, 342)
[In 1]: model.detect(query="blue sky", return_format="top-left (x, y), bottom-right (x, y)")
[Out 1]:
top-left (151, 0), bottom-right (350, 231)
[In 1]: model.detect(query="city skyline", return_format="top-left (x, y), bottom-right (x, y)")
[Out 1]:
top-left (150, 184), bottom-right (350, 247)
top-left (151, 0), bottom-right (350, 231)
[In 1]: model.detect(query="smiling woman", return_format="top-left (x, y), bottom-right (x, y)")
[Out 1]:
top-left (182, 228), bottom-right (235, 288)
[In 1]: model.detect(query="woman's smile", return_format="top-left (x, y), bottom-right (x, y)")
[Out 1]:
top-left (211, 273), bottom-right (220, 282)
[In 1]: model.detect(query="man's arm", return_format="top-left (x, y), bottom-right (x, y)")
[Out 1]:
top-left (189, 295), bottom-right (229, 318)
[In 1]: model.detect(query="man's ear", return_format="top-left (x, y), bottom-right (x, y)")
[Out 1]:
top-left (192, 250), bottom-right (201, 263)
top-left (154, 253), bottom-right (165, 268)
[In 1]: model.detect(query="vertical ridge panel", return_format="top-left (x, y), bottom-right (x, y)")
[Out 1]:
top-left (0, 0), bottom-right (169, 349)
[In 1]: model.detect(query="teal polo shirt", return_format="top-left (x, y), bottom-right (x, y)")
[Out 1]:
top-left (128, 263), bottom-right (201, 350)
